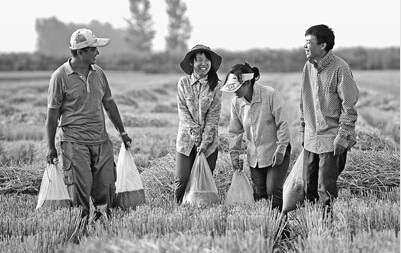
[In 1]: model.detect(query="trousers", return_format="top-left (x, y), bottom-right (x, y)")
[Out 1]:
top-left (303, 149), bottom-right (347, 210)
top-left (61, 140), bottom-right (116, 217)
top-left (249, 144), bottom-right (291, 211)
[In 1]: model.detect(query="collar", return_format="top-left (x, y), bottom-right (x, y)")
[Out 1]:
top-left (309, 50), bottom-right (334, 71)
top-left (190, 73), bottom-right (208, 86)
top-left (239, 83), bottom-right (262, 107)
top-left (64, 58), bottom-right (96, 76)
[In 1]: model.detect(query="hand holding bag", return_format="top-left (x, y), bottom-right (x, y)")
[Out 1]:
top-left (225, 170), bottom-right (254, 205)
top-left (115, 143), bottom-right (146, 210)
top-left (182, 153), bottom-right (219, 205)
top-left (36, 163), bottom-right (71, 209)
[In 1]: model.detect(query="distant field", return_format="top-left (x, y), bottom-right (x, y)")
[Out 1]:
top-left (0, 69), bottom-right (399, 163)
top-left (0, 69), bottom-right (399, 164)
top-left (0, 70), bottom-right (399, 252)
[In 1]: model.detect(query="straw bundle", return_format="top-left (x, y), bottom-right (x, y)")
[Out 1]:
top-left (354, 127), bottom-right (397, 151)
top-left (0, 164), bottom-right (43, 194)
top-left (141, 153), bottom-right (176, 201)
top-left (339, 149), bottom-right (400, 192)
top-left (1, 147), bottom-right (398, 197)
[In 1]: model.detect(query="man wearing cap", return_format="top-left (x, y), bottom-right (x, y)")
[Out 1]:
top-left (45, 28), bottom-right (132, 219)
top-left (175, 44), bottom-right (223, 204)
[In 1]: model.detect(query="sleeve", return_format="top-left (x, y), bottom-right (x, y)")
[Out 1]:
top-left (176, 78), bottom-right (201, 129)
top-left (228, 98), bottom-right (244, 162)
top-left (271, 90), bottom-right (291, 155)
top-left (201, 82), bottom-right (223, 146)
top-left (335, 65), bottom-right (359, 148)
top-left (47, 72), bottom-right (64, 109)
top-left (299, 64), bottom-right (307, 134)
top-left (99, 67), bottom-right (113, 102)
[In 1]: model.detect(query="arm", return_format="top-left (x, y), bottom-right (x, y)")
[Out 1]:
top-left (300, 65), bottom-right (307, 147)
top-left (101, 71), bottom-right (132, 149)
top-left (334, 66), bottom-right (359, 154)
top-left (103, 99), bottom-right (132, 149)
top-left (46, 73), bottom-right (63, 164)
top-left (45, 108), bottom-right (59, 164)
top-left (271, 90), bottom-right (291, 166)
top-left (199, 85), bottom-right (222, 152)
top-left (176, 79), bottom-right (201, 129)
top-left (272, 90), bottom-right (290, 153)
top-left (176, 78), bottom-right (202, 145)
top-left (228, 98), bottom-right (244, 169)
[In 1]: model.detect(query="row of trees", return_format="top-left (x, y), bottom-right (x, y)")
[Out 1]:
top-left (0, 47), bottom-right (398, 73)
top-left (35, 0), bottom-right (191, 58)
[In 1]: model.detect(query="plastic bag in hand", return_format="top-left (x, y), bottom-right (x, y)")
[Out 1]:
top-left (36, 163), bottom-right (71, 209)
top-left (115, 143), bottom-right (146, 210)
top-left (225, 170), bottom-right (254, 205)
top-left (282, 149), bottom-right (305, 213)
top-left (182, 153), bottom-right (219, 205)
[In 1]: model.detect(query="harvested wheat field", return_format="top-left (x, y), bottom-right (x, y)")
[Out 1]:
top-left (0, 70), bottom-right (399, 252)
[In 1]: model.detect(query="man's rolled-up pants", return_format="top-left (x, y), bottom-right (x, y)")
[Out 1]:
top-left (61, 140), bottom-right (116, 217)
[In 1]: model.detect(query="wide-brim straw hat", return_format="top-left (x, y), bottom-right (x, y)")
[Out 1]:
top-left (180, 44), bottom-right (222, 75)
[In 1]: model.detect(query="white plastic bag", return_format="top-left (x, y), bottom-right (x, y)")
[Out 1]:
top-left (225, 170), bottom-right (254, 205)
top-left (36, 163), bottom-right (71, 209)
top-left (115, 143), bottom-right (146, 210)
top-left (282, 149), bottom-right (305, 213)
top-left (182, 153), bottom-right (219, 205)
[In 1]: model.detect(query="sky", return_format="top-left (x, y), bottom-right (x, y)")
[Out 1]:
top-left (0, 0), bottom-right (399, 53)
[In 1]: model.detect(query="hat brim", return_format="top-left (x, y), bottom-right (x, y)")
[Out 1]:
top-left (180, 48), bottom-right (222, 75)
top-left (221, 82), bottom-right (242, 93)
top-left (69, 38), bottom-right (111, 50)
top-left (91, 38), bottom-right (111, 47)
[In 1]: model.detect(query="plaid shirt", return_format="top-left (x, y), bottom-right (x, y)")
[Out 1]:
top-left (300, 50), bottom-right (359, 154)
top-left (176, 74), bottom-right (222, 157)
top-left (229, 83), bottom-right (291, 168)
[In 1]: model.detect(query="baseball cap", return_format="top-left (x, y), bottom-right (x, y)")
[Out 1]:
top-left (69, 28), bottom-right (111, 50)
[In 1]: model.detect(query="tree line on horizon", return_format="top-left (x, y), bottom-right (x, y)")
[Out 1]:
top-left (34, 0), bottom-right (191, 58)
top-left (0, 0), bottom-right (399, 72)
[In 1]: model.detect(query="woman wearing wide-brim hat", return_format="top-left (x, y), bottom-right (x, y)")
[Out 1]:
top-left (175, 44), bottom-right (223, 204)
